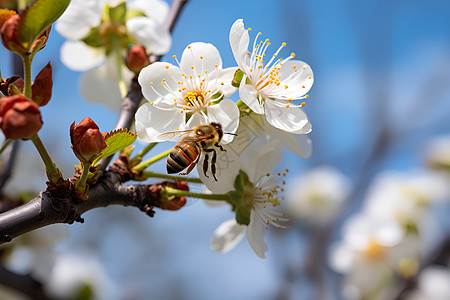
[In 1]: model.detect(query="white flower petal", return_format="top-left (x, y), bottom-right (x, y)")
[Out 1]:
top-left (79, 55), bottom-right (134, 110)
top-left (265, 100), bottom-right (311, 134)
top-left (60, 41), bottom-right (106, 72)
top-left (180, 42), bottom-right (223, 76)
top-left (282, 132), bottom-right (313, 158)
top-left (239, 76), bottom-right (264, 114)
top-left (246, 210), bottom-right (268, 258)
top-left (229, 19), bottom-right (250, 71)
top-left (128, 0), bottom-right (169, 24)
top-left (138, 62), bottom-right (182, 103)
top-left (211, 219), bottom-right (246, 253)
top-left (206, 99), bottom-right (239, 144)
top-left (126, 17), bottom-right (172, 55)
top-left (244, 140), bottom-right (283, 183)
top-left (135, 104), bottom-right (185, 142)
top-left (186, 112), bottom-right (208, 129)
top-left (56, 0), bottom-right (102, 40)
top-left (273, 60), bottom-right (314, 98)
top-left (213, 67), bottom-right (238, 97)
top-left (198, 144), bottom-right (240, 194)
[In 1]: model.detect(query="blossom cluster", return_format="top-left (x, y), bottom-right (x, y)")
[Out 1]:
top-left (57, 0), bottom-right (314, 258)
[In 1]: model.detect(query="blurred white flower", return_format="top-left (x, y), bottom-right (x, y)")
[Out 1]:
top-left (56, 0), bottom-right (171, 109)
top-left (330, 213), bottom-right (421, 300)
top-left (136, 42), bottom-right (239, 143)
top-left (363, 170), bottom-right (450, 228)
top-left (424, 135), bottom-right (450, 170)
top-left (286, 166), bottom-right (350, 225)
top-left (208, 141), bottom-right (288, 258)
top-left (229, 19), bottom-right (313, 134)
top-left (405, 266), bottom-right (450, 300)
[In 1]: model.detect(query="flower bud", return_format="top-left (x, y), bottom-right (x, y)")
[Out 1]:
top-left (157, 181), bottom-right (188, 210)
top-left (0, 14), bottom-right (22, 53)
top-left (0, 94), bottom-right (43, 139)
top-left (70, 117), bottom-right (107, 163)
top-left (126, 45), bottom-right (150, 73)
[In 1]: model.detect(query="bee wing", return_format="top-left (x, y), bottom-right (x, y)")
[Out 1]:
top-left (157, 129), bottom-right (194, 142)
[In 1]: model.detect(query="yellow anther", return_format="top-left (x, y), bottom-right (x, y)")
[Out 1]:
top-left (165, 65), bottom-right (169, 69)
top-left (248, 27), bottom-right (252, 31)
top-left (266, 173), bottom-right (270, 176)
top-left (293, 65), bottom-right (297, 69)
top-left (284, 85), bottom-right (288, 88)
top-left (214, 64), bottom-right (218, 67)
top-left (267, 42), bottom-right (271, 46)
top-left (285, 104), bottom-right (290, 108)
top-left (247, 52), bottom-right (251, 55)
top-left (301, 102), bottom-right (306, 107)
top-left (150, 102), bottom-right (154, 105)
top-left (308, 76), bottom-right (312, 79)
top-left (187, 45), bottom-right (191, 49)
top-left (200, 56), bottom-right (203, 59)
top-left (172, 55), bottom-right (176, 58)
top-left (191, 66), bottom-right (194, 69)
top-left (305, 95), bottom-right (309, 98)
top-left (220, 82), bottom-right (224, 85)
top-left (149, 82), bottom-right (153, 86)
top-left (205, 70), bottom-right (208, 74)
top-left (257, 32), bottom-right (261, 35)
top-left (302, 85), bottom-right (305, 88)
top-left (291, 52), bottom-right (295, 58)
top-left (267, 220), bottom-right (270, 224)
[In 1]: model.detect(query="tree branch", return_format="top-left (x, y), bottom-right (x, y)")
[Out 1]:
top-left (0, 264), bottom-right (53, 300)
top-left (0, 170), bottom-right (164, 245)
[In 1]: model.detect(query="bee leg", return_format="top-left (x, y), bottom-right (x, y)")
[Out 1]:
top-left (203, 152), bottom-right (210, 178)
top-left (211, 149), bottom-right (218, 181)
top-left (180, 156), bottom-right (199, 175)
top-left (215, 143), bottom-right (226, 152)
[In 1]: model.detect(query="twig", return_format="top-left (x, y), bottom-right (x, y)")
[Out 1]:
top-left (0, 264), bottom-right (53, 300)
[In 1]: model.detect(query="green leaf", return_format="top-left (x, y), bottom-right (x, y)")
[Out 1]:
top-left (18, 0), bottom-right (70, 49)
top-left (109, 1), bottom-right (127, 24)
top-left (236, 205), bottom-right (250, 225)
top-left (231, 170), bottom-right (254, 226)
top-left (231, 69), bottom-right (245, 88)
top-left (92, 129), bottom-right (137, 165)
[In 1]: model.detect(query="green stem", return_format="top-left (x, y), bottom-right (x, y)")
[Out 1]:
top-left (141, 171), bottom-right (203, 183)
top-left (236, 100), bottom-right (245, 108)
top-left (22, 54), bottom-right (32, 98)
top-left (132, 149), bottom-right (171, 171)
top-left (135, 143), bottom-right (157, 159)
top-left (31, 134), bottom-right (61, 184)
top-left (165, 187), bottom-right (229, 201)
top-left (0, 140), bottom-right (12, 155)
top-left (111, 35), bottom-right (127, 98)
top-left (75, 162), bottom-right (91, 193)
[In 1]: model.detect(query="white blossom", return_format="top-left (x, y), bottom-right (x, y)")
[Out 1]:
top-left (229, 19), bottom-right (313, 134)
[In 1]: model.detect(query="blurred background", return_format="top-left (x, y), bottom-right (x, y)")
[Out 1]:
top-left (1, 0), bottom-right (450, 299)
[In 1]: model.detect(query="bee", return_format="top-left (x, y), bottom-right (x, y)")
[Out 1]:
top-left (158, 123), bottom-right (233, 181)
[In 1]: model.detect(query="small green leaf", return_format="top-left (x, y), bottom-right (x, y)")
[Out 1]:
top-left (231, 69), bottom-right (245, 88)
top-left (109, 1), bottom-right (127, 24)
top-left (92, 129), bottom-right (137, 165)
top-left (234, 169), bottom-right (251, 192)
top-left (18, 0), bottom-right (70, 49)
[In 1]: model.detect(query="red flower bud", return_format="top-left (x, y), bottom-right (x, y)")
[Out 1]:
top-left (32, 62), bottom-right (53, 106)
top-left (126, 45), bottom-right (150, 73)
top-left (70, 117), bottom-right (107, 163)
top-left (0, 75), bottom-right (24, 96)
top-left (0, 94), bottom-right (43, 140)
top-left (158, 181), bottom-right (188, 211)
top-left (0, 12), bottom-right (51, 55)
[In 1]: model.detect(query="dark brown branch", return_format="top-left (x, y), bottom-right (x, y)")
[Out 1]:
top-left (0, 265), bottom-right (53, 300)
top-left (0, 171), bottom-right (161, 245)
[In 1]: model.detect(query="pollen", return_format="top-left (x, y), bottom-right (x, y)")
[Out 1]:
top-left (247, 52), bottom-right (251, 55)
top-left (284, 85), bottom-right (288, 88)
top-left (301, 102), bottom-right (306, 107)
top-left (266, 173), bottom-right (270, 177)
top-left (214, 64), bottom-right (218, 67)
top-left (248, 27), bottom-right (252, 31)
top-left (257, 32), bottom-right (261, 36)
top-left (150, 102), bottom-right (154, 105)
top-left (282, 42), bottom-right (286, 47)
top-left (308, 76), bottom-right (312, 79)
top-left (302, 85), bottom-right (305, 88)
top-left (191, 66), bottom-right (194, 70)
top-left (291, 52), bottom-right (296, 58)
top-left (285, 104), bottom-right (290, 108)
top-left (187, 45), bottom-right (191, 49)
top-left (172, 55), bottom-right (176, 58)
top-left (165, 65), bottom-right (169, 69)
top-left (305, 95), bottom-right (309, 98)
top-left (221, 82), bottom-right (224, 85)
top-left (149, 82), bottom-right (153, 86)
top-left (303, 67), bottom-right (306, 70)
top-left (200, 56), bottom-right (203, 59)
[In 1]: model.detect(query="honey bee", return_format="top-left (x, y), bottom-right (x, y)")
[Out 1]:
top-left (158, 123), bottom-right (233, 181)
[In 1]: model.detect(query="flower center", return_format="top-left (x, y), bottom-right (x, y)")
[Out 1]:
top-left (182, 91), bottom-right (208, 111)
top-left (364, 239), bottom-right (386, 261)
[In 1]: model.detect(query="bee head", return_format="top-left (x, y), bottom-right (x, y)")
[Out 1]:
top-left (210, 122), bottom-right (223, 140)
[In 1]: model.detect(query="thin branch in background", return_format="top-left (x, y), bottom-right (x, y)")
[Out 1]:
top-left (0, 265), bottom-right (53, 300)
